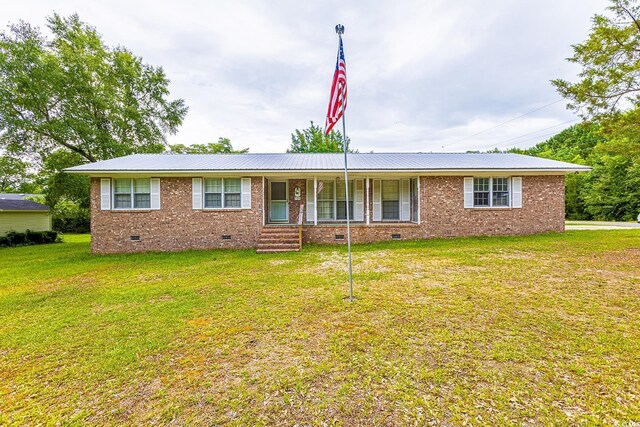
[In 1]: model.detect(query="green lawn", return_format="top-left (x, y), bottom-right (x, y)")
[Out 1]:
top-left (1, 231), bottom-right (639, 426)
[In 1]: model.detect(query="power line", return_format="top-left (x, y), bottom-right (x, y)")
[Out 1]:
top-left (491, 118), bottom-right (579, 145)
top-left (477, 127), bottom-right (574, 152)
top-left (444, 99), bottom-right (564, 148)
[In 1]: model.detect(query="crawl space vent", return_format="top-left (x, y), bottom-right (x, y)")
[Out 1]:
top-left (391, 234), bottom-right (401, 240)
top-left (130, 235), bottom-right (140, 241)
top-left (221, 235), bottom-right (232, 240)
top-left (335, 234), bottom-right (345, 241)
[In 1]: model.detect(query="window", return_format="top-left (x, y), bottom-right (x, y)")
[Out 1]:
top-left (382, 180), bottom-right (400, 220)
top-left (317, 180), bottom-right (334, 221)
top-left (473, 178), bottom-right (490, 207)
top-left (114, 178), bottom-right (132, 209)
top-left (492, 177), bottom-right (509, 207)
top-left (204, 178), bottom-right (222, 208)
top-left (473, 177), bottom-right (510, 208)
top-left (224, 178), bottom-right (241, 208)
top-left (134, 179), bottom-right (151, 209)
top-left (336, 180), bottom-right (354, 220)
top-left (315, 179), bottom-right (355, 221)
top-left (113, 178), bottom-right (151, 209)
top-left (204, 178), bottom-right (241, 208)
top-left (411, 178), bottom-right (419, 223)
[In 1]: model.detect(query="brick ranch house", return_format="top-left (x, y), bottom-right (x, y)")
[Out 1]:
top-left (66, 152), bottom-right (590, 254)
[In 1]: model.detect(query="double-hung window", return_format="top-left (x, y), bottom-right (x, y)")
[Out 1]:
top-left (492, 178), bottom-right (509, 207)
top-left (317, 180), bottom-right (335, 221)
top-left (473, 177), bottom-right (510, 208)
top-left (382, 180), bottom-right (400, 220)
top-left (410, 178), bottom-right (419, 222)
top-left (336, 180), bottom-right (354, 220)
top-left (316, 179), bottom-right (355, 221)
top-left (204, 178), bottom-right (242, 208)
top-left (113, 178), bottom-right (151, 209)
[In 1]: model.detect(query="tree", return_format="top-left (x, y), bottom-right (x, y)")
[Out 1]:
top-left (0, 13), bottom-right (188, 163)
top-left (552, 0), bottom-right (640, 120)
top-left (38, 149), bottom-right (90, 209)
top-left (169, 138), bottom-right (248, 154)
top-left (0, 154), bottom-right (36, 192)
top-left (287, 121), bottom-right (353, 153)
top-left (549, 0), bottom-right (640, 220)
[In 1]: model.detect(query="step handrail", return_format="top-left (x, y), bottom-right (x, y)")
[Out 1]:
top-left (297, 204), bottom-right (304, 248)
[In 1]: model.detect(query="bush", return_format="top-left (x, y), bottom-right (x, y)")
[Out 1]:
top-left (0, 230), bottom-right (60, 247)
top-left (50, 198), bottom-right (90, 233)
top-left (52, 216), bottom-right (90, 233)
top-left (6, 231), bottom-right (27, 246)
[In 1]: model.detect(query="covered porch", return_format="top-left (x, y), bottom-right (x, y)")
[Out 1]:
top-left (261, 176), bottom-right (421, 226)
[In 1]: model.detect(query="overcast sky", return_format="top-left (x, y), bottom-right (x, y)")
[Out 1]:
top-left (5, 0), bottom-right (608, 153)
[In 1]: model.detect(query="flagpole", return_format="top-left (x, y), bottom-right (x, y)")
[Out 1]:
top-left (335, 24), bottom-right (353, 302)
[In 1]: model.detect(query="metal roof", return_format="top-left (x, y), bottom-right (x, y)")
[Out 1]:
top-left (65, 152), bottom-right (591, 173)
top-left (0, 193), bottom-right (40, 200)
top-left (0, 195), bottom-right (49, 211)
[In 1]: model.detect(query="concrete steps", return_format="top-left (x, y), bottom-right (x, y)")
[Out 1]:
top-left (256, 225), bottom-right (301, 253)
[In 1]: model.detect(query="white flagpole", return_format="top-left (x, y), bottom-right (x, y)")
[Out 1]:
top-left (335, 24), bottom-right (353, 302)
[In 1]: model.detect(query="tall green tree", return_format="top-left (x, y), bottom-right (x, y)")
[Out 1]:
top-left (0, 13), bottom-right (188, 163)
top-left (169, 138), bottom-right (248, 154)
top-left (548, 0), bottom-right (640, 220)
top-left (552, 0), bottom-right (640, 119)
top-left (510, 123), bottom-right (604, 220)
top-left (287, 121), bottom-right (353, 153)
top-left (551, 0), bottom-right (640, 157)
top-left (0, 154), bottom-right (36, 192)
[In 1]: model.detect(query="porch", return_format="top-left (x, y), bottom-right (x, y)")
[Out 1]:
top-left (262, 176), bottom-right (421, 226)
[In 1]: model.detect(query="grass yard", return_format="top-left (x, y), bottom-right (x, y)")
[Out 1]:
top-left (1, 231), bottom-right (639, 426)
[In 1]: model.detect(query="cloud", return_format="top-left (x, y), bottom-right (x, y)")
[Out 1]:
top-left (3, 0), bottom-right (609, 153)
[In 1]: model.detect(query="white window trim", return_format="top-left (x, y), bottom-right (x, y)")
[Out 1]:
top-left (112, 178), bottom-right (153, 211)
top-left (380, 179), bottom-right (401, 221)
top-left (371, 177), bottom-right (420, 222)
top-left (472, 176), bottom-right (511, 209)
top-left (316, 178), bottom-right (356, 222)
top-left (202, 177), bottom-right (247, 210)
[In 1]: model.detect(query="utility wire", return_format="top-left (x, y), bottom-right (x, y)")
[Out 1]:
top-left (477, 127), bottom-right (576, 152)
top-left (491, 118), bottom-right (579, 145)
top-left (444, 99), bottom-right (564, 148)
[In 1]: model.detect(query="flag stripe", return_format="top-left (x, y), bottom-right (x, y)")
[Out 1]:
top-left (325, 37), bottom-right (347, 134)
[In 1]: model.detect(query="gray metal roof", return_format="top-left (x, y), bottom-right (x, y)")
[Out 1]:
top-left (0, 193), bottom-right (40, 200)
top-left (65, 152), bottom-right (591, 173)
top-left (0, 194), bottom-right (49, 211)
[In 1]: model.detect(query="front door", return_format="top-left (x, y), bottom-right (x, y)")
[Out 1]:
top-left (269, 181), bottom-right (288, 222)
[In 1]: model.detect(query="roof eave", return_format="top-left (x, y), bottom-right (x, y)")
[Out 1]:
top-left (65, 167), bottom-right (592, 175)
top-left (0, 209), bottom-right (50, 212)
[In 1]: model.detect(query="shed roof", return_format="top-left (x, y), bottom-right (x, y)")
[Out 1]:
top-left (0, 194), bottom-right (49, 211)
top-left (65, 152), bottom-right (590, 174)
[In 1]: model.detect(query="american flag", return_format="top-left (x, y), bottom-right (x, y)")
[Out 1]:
top-left (325, 37), bottom-right (347, 135)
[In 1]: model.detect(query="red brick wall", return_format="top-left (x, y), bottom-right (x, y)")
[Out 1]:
top-left (288, 179), bottom-right (306, 223)
top-left (423, 175), bottom-right (565, 238)
top-left (302, 223), bottom-right (426, 244)
top-left (90, 177), bottom-right (264, 254)
top-left (302, 175), bottom-right (564, 244)
top-left (90, 175), bottom-right (565, 252)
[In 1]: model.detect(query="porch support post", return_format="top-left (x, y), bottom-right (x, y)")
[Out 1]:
top-left (365, 177), bottom-right (370, 225)
top-left (313, 176), bottom-right (318, 225)
top-left (417, 176), bottom-right (421, 225)
top-left (262, 176), bottom-right (266, 226)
